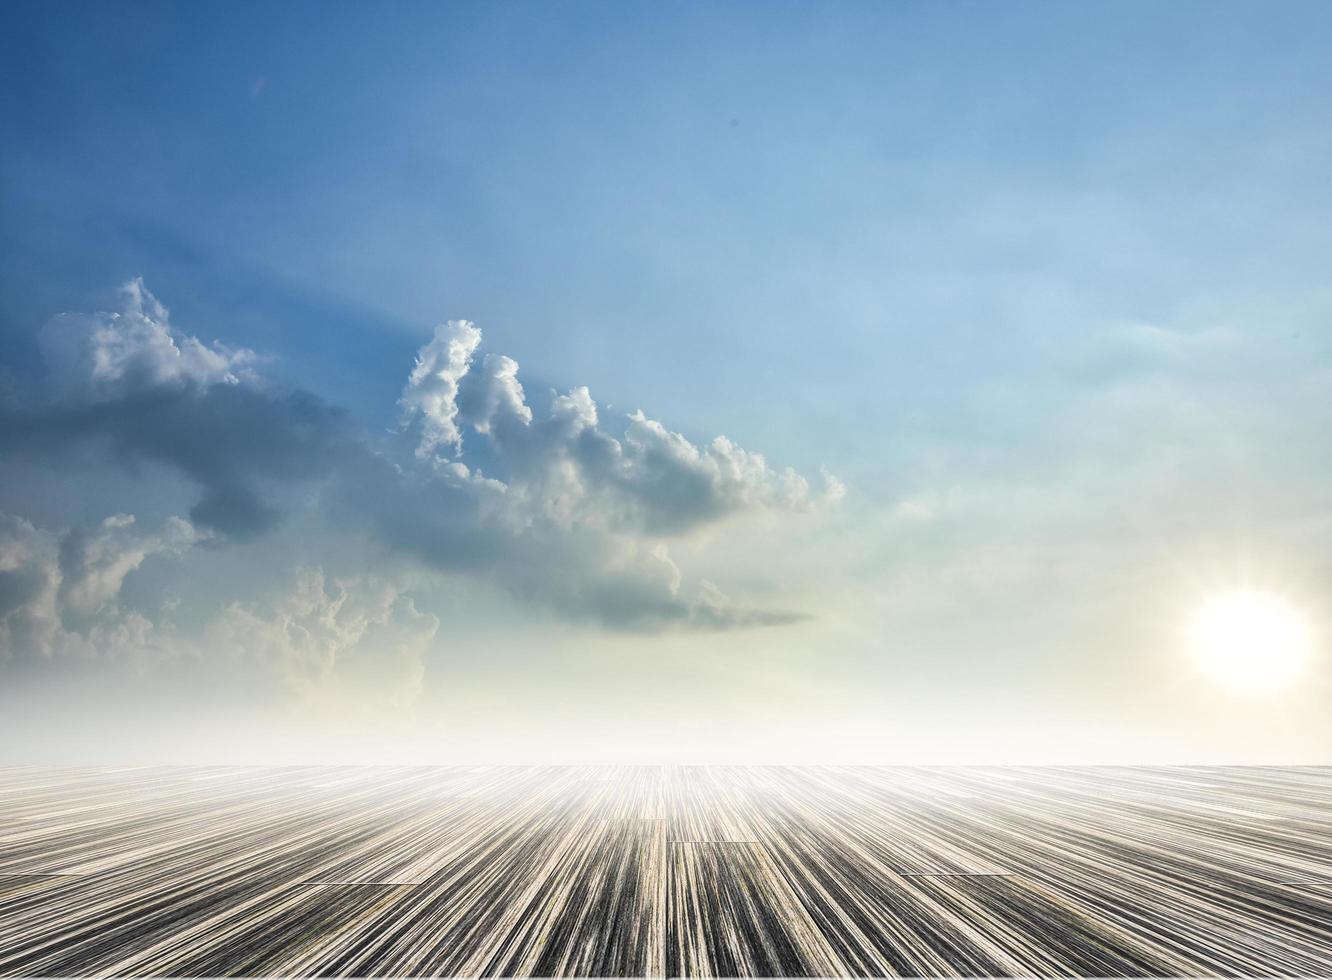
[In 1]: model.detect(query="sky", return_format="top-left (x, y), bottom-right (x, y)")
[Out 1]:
top-left (2, 0), bottom-right (1331, 764)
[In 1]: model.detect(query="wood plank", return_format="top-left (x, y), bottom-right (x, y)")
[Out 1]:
top-left (0, 766), bottom-right (1329, 976)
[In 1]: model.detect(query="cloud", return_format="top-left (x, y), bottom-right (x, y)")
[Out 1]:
top-left (377, 315), bottom-right (839, 625)
top-left (58, 513), bottom-right (201, 614)
top-left (0, 510), bottom-right (435, 707)
top-left (0, 512), bottom-right (198, 666)
top-left (3, 280), bottom-right (837, 641)
top-left (3, 281), bottom-right (358, 538)
top-left (458, 352), bottom-right (533, 435)
top-left (334, 450), bottom-right (802, 630)
top-left (399, 319), bottom-right (482, 458)
top-left (0, 515), bottom-right (60, 660)
top-left (401, 318), bottom-right (826, 536)
top-left (0, 385), bottom-right (356, 538)
top-left (207, 566), bottom-right (438, 708)
top-left (39, 278), bottom-right (253, 399)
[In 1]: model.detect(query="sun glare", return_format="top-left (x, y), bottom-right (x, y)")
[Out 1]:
top-left (1189, 591), bottom-right (1311, 693)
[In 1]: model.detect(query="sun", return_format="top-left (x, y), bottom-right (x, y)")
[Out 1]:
top-left (1189, 591), bottom-right (1311, 693)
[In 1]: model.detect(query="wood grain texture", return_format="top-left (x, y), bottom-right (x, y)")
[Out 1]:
top-left (1, 766), bottom-right (1331, 976)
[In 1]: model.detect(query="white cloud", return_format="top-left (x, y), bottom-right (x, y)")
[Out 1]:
top-left (892, 493), bottom-right (940, 522)
top-left (208, 567), bottom-right (439, 707)
top-left (383, 317), bottom-right (841, 626)
top-left (820, 467), bottom-right (847, 504)
top-left (0, 514), bottom-right (61, 660)
top-left (399, 319), bottom-right (481, 457)
top-left (0, 512), bottom-right (199, 664)
top-left (398, 318), bottom-right (836, 538)
top-left (59, 514), bottom-right (202, 613)
top-left (460, 353), bottom-right (532, 434)
top-left (38, 278), bottom-right (253, 399)
top-left (0, 512), bottom-right (436, 707)
top-left (6, 282), bottom-right (839, 641)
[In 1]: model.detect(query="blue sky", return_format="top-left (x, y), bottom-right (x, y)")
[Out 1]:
top-left (2, 1), bottom-right (1331, 762)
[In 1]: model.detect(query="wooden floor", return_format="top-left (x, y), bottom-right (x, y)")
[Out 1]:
top-left (1, 767), bottom-right (1331, 977)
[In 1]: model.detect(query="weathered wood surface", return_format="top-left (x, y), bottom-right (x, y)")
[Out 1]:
top-left (1, 766), bottom-right (1330, 976)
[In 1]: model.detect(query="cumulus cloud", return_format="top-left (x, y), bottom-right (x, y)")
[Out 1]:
top-left (59, 514), bottom-right (202, 614)
top-left (39, 278), bottom-right (253, 399)
top-left (3, 280), bottom-right (838, 642)
top-left (0, 515), bottom-right (59, 660)
top-left (399, 319), bottom-right (482, 457)
top-left (207, 567), bottom-right (438, 708)
top-left (400, 317), bottom-right (825, 536)
top-left (377, 315), bottom-right (840, 626)
top-left (458, 353), bottom-right (533, 435)
top-left (0, 512), bottom-right (198, 665)
top-left (0, 511), bottom-right (435, 707)
top-left (2, 282), bottom-right (356, 538)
